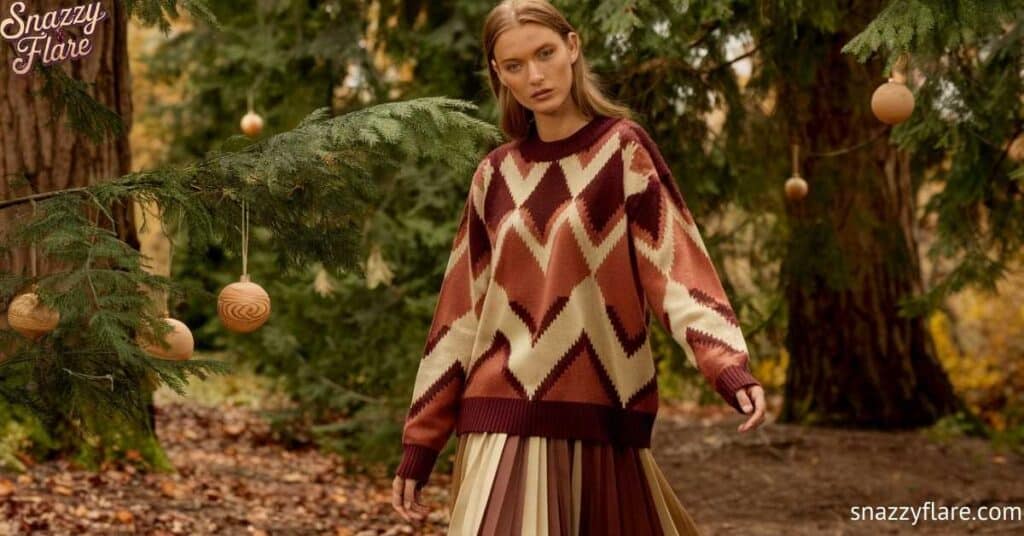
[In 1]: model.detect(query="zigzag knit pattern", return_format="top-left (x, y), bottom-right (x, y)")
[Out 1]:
top-left (396, 115), bottom-right (761, 484)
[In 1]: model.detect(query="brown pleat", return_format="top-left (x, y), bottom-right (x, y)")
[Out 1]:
top-left (578, 441), bottom-right (601, 535)
top-left (603, 445), bottom-right (623, 534)
top-left (478, 435), bottom-right (526, 536)
top-left (614, 448), bottom-right (664, 536)
top-left (451, 434), bottom-right (467, 504)
top-left (545, 440), bottom-right (572, 535)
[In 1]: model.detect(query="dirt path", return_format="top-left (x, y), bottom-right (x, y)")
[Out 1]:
top-left (654, 399), bottom-right (1024, 535)
top-left (0, 394), bottom-right (1021, 534)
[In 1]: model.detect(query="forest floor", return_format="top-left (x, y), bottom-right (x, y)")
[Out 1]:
top-left (0, 366), bottom-right (1021, 535)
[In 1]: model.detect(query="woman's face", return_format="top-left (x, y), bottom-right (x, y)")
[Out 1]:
top-left (490, 23), bottom-right (579, 115)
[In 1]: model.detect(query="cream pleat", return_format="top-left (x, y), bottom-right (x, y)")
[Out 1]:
top-left (448, 432), bottom-right (508, 535)
top-left (638, 449), bottom-right (703, 535)
top-left (522, 437), bottom-right (545, 535)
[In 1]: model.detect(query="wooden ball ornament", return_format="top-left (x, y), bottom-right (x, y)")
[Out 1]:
top-left (217, 274), bottom-right (271, 333)
top-left (785, 175), bottom-right (808, 200)
top-left (7, 288), bottom-right (59, 340)
top-left (871, 79), bottom-right (915, 125)
top-left (240, 111), bottom-right (264, 138)
top-left (139, 317), bottom-right (194, 360)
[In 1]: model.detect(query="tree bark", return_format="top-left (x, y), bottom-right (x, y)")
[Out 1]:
top-left (0, 1), bottom-right (146, 425)
top-left (777, 8), bottom-right (961, 427)
top-left (0, 0), bottom-right (138, 278)
top-left (1, 0), bottom-right (139, 317)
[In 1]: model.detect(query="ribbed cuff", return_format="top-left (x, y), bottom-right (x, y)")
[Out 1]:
top-left (714, 364), bottom-right (761, 414)
top-left (395, 443), bottom-right (439, 486)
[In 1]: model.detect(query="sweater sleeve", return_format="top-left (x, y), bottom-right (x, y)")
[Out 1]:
top-left (622, 126), bottom-right (761, 414)
top-left (396, 158), bottom-right (493, 486)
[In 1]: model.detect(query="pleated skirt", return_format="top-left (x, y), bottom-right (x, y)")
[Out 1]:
top-left (447, 432), bottom-right (703, 536)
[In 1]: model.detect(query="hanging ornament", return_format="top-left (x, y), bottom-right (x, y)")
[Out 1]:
top-left (217, 199), bottom-right (271, 332)
top-left (240, 92), bottom-right (264, 138)
top-left (871, 55), bottom-right (914, 125)
top-left (8, 201), bottom-right (59, 340)
top-left (785, 143), bottom-right (808, 201)
top-left (138, 317), bottom-right (194, 361)
top-left (218, 274), bottom-right (271, 333)
top-left (1008, 134), bottom-right (1024, 162)
top-left (8, 286), bottom-right (60, 340)
top-left (240, 111), bottom-right (264, 137)
top-left (871, 79), bottom-right (915, 125)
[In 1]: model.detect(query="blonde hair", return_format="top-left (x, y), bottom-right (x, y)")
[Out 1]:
top-left (481, 0), bottom-right (634, 140)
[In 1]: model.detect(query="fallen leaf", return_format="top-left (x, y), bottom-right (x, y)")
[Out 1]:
top-left (53, 485), bottom-right (73, 496)
top-left (282, 472), bottom-right (305, 483)
top-left (224, 421), bottom-right (247, 436)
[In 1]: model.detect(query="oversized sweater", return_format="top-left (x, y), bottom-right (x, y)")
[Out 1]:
top-left (396, 114), bottom-right (761, 484)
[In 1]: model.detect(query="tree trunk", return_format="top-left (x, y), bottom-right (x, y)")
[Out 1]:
top-left (0, 0), bottom-right (138, 275)
top-left (777, 9), bottom-right (962, 428)
top-left (0, 1), bottom-right (149, 427)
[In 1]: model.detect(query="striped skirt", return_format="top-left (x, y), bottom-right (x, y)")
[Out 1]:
top-left (447, 432), bottom-right (702, 535)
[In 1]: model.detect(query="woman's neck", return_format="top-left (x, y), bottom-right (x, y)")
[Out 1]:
top-left (532, 108), bottom-right (592, 142)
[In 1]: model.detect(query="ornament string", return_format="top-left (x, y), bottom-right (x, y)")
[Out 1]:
top-left (242, 198), bottom-right (249, 279)
top-left (63, 367), bottom-right (115, 391)
top-left (29, 198), bottom-right (37, 278)
top-left (791, 143), bottom-right (800, 177)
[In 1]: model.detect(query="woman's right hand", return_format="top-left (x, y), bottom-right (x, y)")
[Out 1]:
top-left (392, 475), bottom-right (430, 523)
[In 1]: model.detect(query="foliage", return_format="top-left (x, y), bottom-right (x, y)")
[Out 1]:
top-left (0, 97), bottom-right (500, 469)
top-left (134, 0), bottom-right (512, 468)
top-left (842, 0), bottom-right (1024, 316)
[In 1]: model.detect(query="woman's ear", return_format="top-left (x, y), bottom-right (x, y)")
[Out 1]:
top-left (567, 33), bottom-right (579, 64)
top-left (490, 59), bottom-right (503, 86)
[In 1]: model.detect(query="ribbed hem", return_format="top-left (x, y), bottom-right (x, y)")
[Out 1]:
top-left (456, 397), bottom-right (656, 447)
top-left (395, 443), bottom-right (438, 486)
top-left (714, 364), bottom-right (762, 414)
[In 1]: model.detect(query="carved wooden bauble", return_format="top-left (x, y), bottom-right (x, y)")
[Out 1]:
top-left (240, 111), bottom-right (264, 137)
top-left (217, 275), bottom-right (271, 333)
top-left (785, 175), bottom-right (808, 200)
top-left (7, 291), bottom-right (59, 340)
top-left (139, 318), bottom-right (194, 360)
top-left (871, 80), bottom-right (915, 125)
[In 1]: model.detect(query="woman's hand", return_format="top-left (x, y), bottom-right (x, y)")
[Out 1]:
top-left (392, 475), bottom-right (430, 523)
top-left (735, 384), bottom-right (767, 433)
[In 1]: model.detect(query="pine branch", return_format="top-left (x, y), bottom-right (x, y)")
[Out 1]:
top-left (35, 65), bottom-right (125, 144)
top-left (0, 97), bottom-right (500, 460)
top-left (122, 0), bottom-right (221, 34)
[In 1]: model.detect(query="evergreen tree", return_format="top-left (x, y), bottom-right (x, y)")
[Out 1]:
top-left (0, 0), bottom-right (499, 468)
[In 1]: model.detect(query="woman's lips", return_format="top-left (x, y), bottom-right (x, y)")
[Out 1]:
top-left (533, 89), bottom-right (553, 99)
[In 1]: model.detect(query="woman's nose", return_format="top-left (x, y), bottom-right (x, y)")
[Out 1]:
top-left (527, 61), bottom-right (544, 82)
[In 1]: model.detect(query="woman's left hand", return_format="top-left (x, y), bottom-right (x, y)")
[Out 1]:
top-left (735, 384), bottom-right (767, 433)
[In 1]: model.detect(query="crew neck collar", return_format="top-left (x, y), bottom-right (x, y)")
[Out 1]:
top-left (517, 114), bottom-right (620, 162)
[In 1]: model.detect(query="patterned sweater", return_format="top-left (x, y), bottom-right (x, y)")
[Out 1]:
top-left (396, 114), bottom-right (761, 484)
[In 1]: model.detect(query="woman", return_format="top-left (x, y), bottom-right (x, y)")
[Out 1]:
top-left (392, 1), bottom-right (767, 534)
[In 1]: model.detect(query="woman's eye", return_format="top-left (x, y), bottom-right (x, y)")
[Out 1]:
top-left (507, 64), bottom-right (520, 72)
top-left (541, 48), bottom-right (553, 58)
